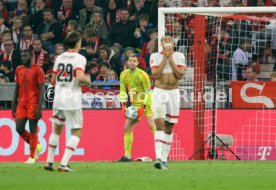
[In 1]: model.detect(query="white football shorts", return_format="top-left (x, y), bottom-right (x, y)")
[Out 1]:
top-left (52, 109), bottom-right (83, 129)
top-left (152, 87), bottom-right (180, 123)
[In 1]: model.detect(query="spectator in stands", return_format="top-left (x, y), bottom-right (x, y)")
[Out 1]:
top-left (170, 20), bottom-right (187, 53)
top-left (57, 0), bottom-right (79, 37)
top-left (133, 14), bottom-right (154, 49)
top-left (86, 10), bottom-right (109, 40)
top-left (95, 0), bottom-right (107, 8)
top-left (245, 66), bottom-right (258, 81)
top-left (103, 0), bottom-right (121, 30)
top-left (0, 68), bottom-right (5, 83)
top-left (12, 0), bottom-right (31, 26)
top-left (19, 25), bottom-right (35, 51)
top-left (105, 68), bottom-right (118, 81)
top-left (85, 57), bottom-right (100, 81)
top-left (102, 68), bottom-right (119, 90)
top-left (66, 19), bottom-right (78, 34)
top-left (232, 38), bottom-right (252, 80)
top-left (207, 0), bottom-right (220, 7)
top-left (36, 8), bottom-right (62, 54)
top-left (150, 0), bottom-right (166, 26)
top-left (54, 43), bottom-right (65, 55)
top-left (98, 44), bottom-right (121, 76)
top-left (249, 60), bottom-right (260, 75)
top-left (164, 0), bottom-right (181, 7)
top-left (5, 0), bottom-right (18, 12)
top-left (181, 0), bottom-right (197, 7)
top-left (109, 43), bottom-right (122, 76)
top-left (254, 0), bottom-right (266, 6)
top-left (79, 0), bottom-right (102, 31)
top-left (270, 71), bottom-right (276, 81)
top-left (0, 30), bottom-right (11, 50)
top-left (0, 60), bottom-right (14, 82)
top-left (98, 44), bottom-right (111, 63)
top-left (122, 46), bottom-right (146, 70)
top-left (0, 38), bottom-right (21, 71)
top-left (95, 61), bottom-right (110, 81)
top-left (30, 0), bottom-right (48, 32)
top-left (225, 0), bottom-right (245, 7)
top-left (0, 15), bottom-right (9, 37)
top-left (107, 8), bottom-right (136, 48)
top-left (80, 29), bottom-right (102, 62)
top-left (31, 38), bottom-right (50, 71)
top-left (140, 28), bottom-right (158, 68)
top-left (43, 53), bottom-right (56, 82)
top-left (11, 16), bottom-right (23, 44)
top-left (129, 0), bottom-right (150, 22)
top-left (0, 0), bottom-right (10, 24)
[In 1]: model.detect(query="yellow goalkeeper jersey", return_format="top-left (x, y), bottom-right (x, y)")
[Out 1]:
top-left (120, 68), bottom-right (152, 106)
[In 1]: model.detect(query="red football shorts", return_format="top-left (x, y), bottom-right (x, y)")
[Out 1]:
top-left (16, 104), bottom-right (38, 120)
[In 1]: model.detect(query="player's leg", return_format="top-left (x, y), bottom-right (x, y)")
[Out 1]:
top-left (45, 109), bottom-right (65, 171)
top-left (28, 119), bottom-right (40, 162)
top-left (144, 106), bottom-right (156, 134)
top-left (152, 88), bottom-right (167, 167)
top-left (26, 104), bottom-right (44, 163)
top-left (59, 110), bottom-right (83, 172)
top-left (16, 118), bottom-right (29, 143)
top-left (161, 121), bottom-right (174, 169)
top-left (161, 89), bottom-right (180, 169)
top-left (15, 105), bottom-right (30, 143)
top-left (118, 118), bottom-right (138, 161)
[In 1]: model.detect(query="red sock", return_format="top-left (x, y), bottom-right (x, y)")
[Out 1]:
top-left (29, 133), bottom-right (38, 159)
top-left (20, 130), bottom-right (30, 144)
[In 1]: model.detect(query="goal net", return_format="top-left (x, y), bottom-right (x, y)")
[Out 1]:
top-left (158, 7), bottom-right (276, 160)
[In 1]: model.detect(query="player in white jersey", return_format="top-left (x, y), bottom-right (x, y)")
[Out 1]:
top-left (44, 32), bottom-right (91, 172)
top-left (150, 35), bottom-right (186, 169)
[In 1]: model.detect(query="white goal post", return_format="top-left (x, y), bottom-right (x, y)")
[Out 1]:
top-left (158, 7), bottom-right (276, 160)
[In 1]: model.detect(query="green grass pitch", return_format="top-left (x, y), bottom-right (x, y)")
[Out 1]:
top-left (0, 161), bottom-right (276, 190)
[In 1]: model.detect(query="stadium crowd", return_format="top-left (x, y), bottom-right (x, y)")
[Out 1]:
top-left (0, 0), bottom-right (276, 108)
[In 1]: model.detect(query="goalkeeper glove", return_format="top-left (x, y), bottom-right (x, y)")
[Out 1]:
top-left (136, 105), bottom-right (145, 120)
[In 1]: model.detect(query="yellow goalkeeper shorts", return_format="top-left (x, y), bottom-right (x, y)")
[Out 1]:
top-left (132, 104), bottom-right (153, 118)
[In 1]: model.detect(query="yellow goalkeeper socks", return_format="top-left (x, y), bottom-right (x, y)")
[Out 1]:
top-left (150, 126), bottom-right (156, 134)
top-left (124, 132), bottom-right (133, 158)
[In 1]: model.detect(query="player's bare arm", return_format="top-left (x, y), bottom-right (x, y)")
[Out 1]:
top-left (151, 56), bottom-right (167, 80)
top-left (167, 56), bottom-right (185, 79)
top-left (76, 70), bottom-right (91, 84)
top-left (151, 43), bottom-right (172, 80)
top-left (11, 83), bottom-right (19, 118)
top-left (35, 83), bottom-right (45, 120)
top-left (50, 73), bottom-right (56, 86)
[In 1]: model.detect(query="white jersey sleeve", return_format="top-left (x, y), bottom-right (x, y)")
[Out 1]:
top-left (76, 56), bottom-right (86, 71)
top-left (149, 52), bottom-right (161, 69)
top-left (53, 52), bottom-right (87, 110)
top-left (174, 52), bottom-right (186, 68)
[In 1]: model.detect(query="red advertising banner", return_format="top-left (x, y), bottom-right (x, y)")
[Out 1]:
top-left (231, 81), bottom-right (276, 108)
top-left (1, 110), bottom-right (276, 161)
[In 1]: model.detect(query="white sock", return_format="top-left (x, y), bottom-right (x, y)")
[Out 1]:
top-left (46, 133), bottom-right (60, 163)
top-left (161, 133), bottom-right (173, 162)
top-left (154, 130), bottom-right (164, 160)
top-left (60, 135), bottom-right (80, 166)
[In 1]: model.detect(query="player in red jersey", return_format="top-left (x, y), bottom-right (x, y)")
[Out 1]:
top-left (12, 48), bottom-right (45, 164)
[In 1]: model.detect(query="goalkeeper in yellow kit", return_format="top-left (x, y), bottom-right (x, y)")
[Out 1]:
top-left (118, 54), bottom-right (156, 162)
